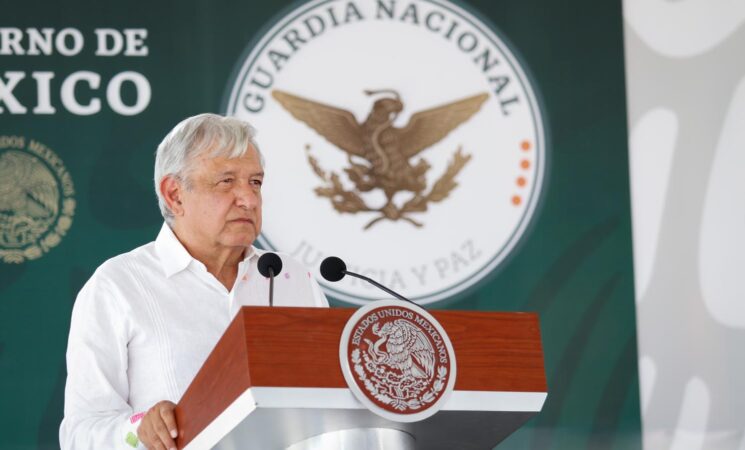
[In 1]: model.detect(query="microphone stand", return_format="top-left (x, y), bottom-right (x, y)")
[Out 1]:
top-left (342, 270), bottom-right (419, 307)
top-left (268, 267), bottom-right (275, 307)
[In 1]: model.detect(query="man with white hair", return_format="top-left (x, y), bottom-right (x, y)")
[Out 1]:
top-left (60, 114), bottom-right (328, 449)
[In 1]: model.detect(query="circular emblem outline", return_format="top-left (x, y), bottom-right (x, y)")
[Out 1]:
top-left (223, 0), bottom-right (548, 306)
top-left (339, 300), bottom-right (457, 422)
top-left (0, 137), bottom-right (75, 264)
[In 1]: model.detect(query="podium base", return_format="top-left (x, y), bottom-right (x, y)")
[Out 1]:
top-left (286, 428), bottom-right (415, 450)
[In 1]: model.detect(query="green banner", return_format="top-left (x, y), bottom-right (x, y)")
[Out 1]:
top-left (0, 0), bottom-right (639, 448)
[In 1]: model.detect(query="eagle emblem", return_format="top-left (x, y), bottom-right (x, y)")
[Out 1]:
top-left (272, 89), bottom-right (488, 229)
top-left (340, 302), bottom-right (455, 419)
top-left (365, 319), bottom-right (437, 380)
top-left (0, 145), bottom-right (75, 264)
top-left (0, 151), bottom-right (59, 248)
top-left (356, 317), bottom-right (447, 412)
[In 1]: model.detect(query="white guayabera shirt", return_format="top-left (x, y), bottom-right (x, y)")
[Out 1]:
top-left (59, 224), bottom-right (328, 449)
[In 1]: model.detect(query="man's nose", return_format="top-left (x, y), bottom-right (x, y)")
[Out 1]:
top-left (234, 182), bottom-right (260, 208)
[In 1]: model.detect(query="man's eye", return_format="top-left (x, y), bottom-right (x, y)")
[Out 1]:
top-left (251, 179), bottom-right (263, 187)
top-left (220, 178), bottom-right (234, 185)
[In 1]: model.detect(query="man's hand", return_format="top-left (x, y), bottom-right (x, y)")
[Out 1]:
top-left (137, 400), bottom-right (178, 450)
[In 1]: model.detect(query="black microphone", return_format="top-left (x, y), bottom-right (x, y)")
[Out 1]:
top-left (257, 252), bottom-right (283, 306)
top-left (320, 256), bottom-right (418, 306)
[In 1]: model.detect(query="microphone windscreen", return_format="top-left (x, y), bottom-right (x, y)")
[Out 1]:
top-left (257, 252), bottom-right (283, 277)
top-left (320, 256), bottom-right (346, 282)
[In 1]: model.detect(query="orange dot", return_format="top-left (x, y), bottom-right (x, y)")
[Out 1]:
top-left (512, 195), bottom-right (522, 206)
top-left (521, 140), bottom-right (531, 151)
top-left (520, 159), bottom-right (531, 169)
top-left (517, 176), bottom-right (526, 187)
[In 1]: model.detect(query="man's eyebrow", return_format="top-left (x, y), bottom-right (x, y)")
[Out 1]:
top-left (215, 170), bottom-right (264, 177)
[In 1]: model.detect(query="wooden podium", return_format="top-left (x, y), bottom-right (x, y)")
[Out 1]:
top-left (174, 306), bottom-right (546, 450)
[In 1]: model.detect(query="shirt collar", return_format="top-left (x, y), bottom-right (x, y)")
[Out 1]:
top-left (154, 223), bottom-right (260, 278)
top-left (155, 223), bottom-right (193, 277)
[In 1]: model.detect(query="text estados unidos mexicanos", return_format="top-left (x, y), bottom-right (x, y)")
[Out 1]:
top-left (350, 308), bottom-right (449, 364)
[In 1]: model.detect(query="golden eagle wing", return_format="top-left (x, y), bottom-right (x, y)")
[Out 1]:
top-left (396, 92), bottom-right (489, 158)
top-left (272, 90), bottom-right (365, 157)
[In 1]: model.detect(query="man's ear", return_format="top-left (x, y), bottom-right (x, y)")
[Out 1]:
top-left (160, 175), bottom-right (185, 217)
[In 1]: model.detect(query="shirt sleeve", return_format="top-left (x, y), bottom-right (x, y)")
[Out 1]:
top-left (59, 269), bottom-right (145, 449)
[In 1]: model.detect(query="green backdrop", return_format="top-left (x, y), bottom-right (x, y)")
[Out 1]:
top-left (0, 0), bottom-right (639, 448)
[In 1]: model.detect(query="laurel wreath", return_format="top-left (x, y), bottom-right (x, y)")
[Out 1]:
top-left (308, 146), bottom-right (471, 230)
top-left (351, 348), bottom-right (447, 412)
